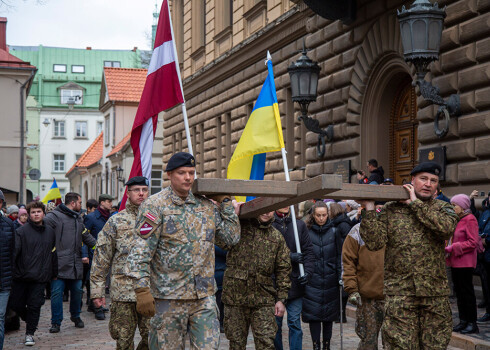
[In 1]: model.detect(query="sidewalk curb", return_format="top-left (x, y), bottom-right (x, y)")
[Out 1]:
top-left (345, 306), bottom-right (490, 350)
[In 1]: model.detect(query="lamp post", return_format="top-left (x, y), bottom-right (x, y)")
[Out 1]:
top-left (397, 0), bottom-right (461, 138)
top-left (288, 43), bottom-right (333, 159)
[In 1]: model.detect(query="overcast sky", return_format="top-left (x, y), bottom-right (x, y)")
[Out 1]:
top-left (2, 0), bottom-right (163, 50)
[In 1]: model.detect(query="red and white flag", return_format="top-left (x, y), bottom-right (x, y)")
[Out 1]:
top-left (121, 0), bottom-right (184, 209)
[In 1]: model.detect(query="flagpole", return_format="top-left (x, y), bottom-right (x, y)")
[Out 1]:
top-left (280, 148), bottom-right (305, 277)
top-left (166, 0), bottom-right (194, 156)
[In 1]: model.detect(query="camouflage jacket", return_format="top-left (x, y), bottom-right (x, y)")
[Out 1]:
top-left (222, 219), bottom-right (291, 307)
top-left (126, 186), bottom-right (240, 300)
top-left (90, 201), bottom-right (140, 302)
top-left (360, 198), bottom-right (458, 297)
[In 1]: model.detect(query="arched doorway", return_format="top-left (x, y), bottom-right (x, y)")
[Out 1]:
top-left (389, 78), bottom-right (418, 185)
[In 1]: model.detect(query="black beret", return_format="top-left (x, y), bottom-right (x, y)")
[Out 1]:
top-left (165, 152), bottom-right (196, 172)
top-left (125, 176), bottom-right (149, 187)
top-left (410, 161), bottom-right (442, 176)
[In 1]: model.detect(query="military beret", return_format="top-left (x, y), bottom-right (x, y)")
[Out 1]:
top-left (410, 161), bottom-right (442, 176)
top-left (125, 176), bottom-right (149, 187)
top-left (383, 178), bottom-right (394, 184)
top-left (98, 194), bottom-right (114, 202)
top-left (165, 152), bottom-right (196, 172)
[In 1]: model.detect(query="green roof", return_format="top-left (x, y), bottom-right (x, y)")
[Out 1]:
top-left (10, 45), bottom-right (144, 109)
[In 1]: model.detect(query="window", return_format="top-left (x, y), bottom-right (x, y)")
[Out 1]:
top-left (151, 169), bottom-right (162, 195)
top-left (61, 89), bottom-right (83, 105)
top-left (26, 159), bottom-right (31, 169)
top-left (75, 154), bottom-right (83, 161)
top-left (53, 154), bottom-right (65, 172)
top-left (75, 121), bottom-right (88, 138)
top-left (191, 0), bottom-right (205, 51)
top-left (96, 121), bottom-right (103, 135)
top-left (53, 120), bottom-right (65, 138)
top-left (53, 64), bottom-right (67, 73)
top-left (72, 65), bottom-right (85, 73)
top-left (104, 116), bottom-right (110, 145)
top-left (104, 61), bottom-right (121, 68)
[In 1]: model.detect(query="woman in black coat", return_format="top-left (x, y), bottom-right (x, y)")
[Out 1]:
top-left (302, 201), bottom-right (343, 350)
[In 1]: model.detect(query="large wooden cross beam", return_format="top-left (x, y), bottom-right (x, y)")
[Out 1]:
top-left (192, 175), bottom-right (410, 218)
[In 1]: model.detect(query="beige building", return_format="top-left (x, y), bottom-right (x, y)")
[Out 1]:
top-left (162, 0), bottom-right (490, 199)
top-left (66, 67), bottom-right (163, 205)
top-left (0, 17), bottom-right (36, 205)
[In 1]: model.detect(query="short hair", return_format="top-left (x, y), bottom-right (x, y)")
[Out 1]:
top-left (65, 192), bottom-right (81, 205)
top-left (329, 202), bottom-right (344, 219)
top-left (368, 159), bottom-right (378, 168)
top-left (86, 199), bottom-right (98, 210)
top-left (26, 201), bottom-right (46, 214)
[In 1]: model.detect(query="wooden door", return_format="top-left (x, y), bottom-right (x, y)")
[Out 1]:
top-left (390, 80), bottom-right (418, 185)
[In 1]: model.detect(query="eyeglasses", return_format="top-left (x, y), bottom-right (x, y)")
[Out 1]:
top-left (128, 188), bottom-right (149, 193)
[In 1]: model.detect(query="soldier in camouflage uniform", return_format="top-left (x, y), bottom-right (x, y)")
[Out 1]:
top-left (359, 162), bottom-right (459, 349)
top-left (222, 211), bottom-right (291, 350)
top-left (90, 176), bottom-right (151, 350)
top-left (125, 152), bottom-right (241, 350)
top-left (343, 222), bottom-right (385, 350)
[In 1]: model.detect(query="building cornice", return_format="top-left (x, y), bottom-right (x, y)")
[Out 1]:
top-left (182, 5), bottom-right (311, 99)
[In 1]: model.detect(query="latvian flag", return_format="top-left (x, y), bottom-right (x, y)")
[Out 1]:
top-left (121, 0), bottom-right (184, 210)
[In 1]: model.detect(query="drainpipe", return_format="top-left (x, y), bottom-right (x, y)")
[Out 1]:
top-left (19, 70), bottom-right (36, 204)
top-left (112, 102), bottom-right (116, 147)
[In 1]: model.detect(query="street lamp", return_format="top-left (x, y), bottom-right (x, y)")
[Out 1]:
top-left (288, 43), bottom-right (333, 159)
top-left (397, 0), bottom-right (461, 138)
top-left (116, 166), bottom-right (125, 183)
top-left (42, 118), bottom-right (50, 127)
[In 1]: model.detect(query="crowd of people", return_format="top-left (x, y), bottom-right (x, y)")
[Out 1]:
top-left (0, 154), bottom-right (488, 350)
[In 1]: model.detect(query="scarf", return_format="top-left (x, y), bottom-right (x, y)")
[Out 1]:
top-left (97, 206), bottom-right (111, 221)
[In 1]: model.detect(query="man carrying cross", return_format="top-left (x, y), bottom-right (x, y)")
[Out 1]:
top-left (125, 152), bottom-right (241, 349)
top-left (359, 162), bottom-right (459, 349)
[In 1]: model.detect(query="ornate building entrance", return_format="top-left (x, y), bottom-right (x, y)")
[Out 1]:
top-left (390, 78), bottom-right (418, 185)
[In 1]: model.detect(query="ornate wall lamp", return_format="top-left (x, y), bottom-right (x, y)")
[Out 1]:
top-left (116, 166), bottom-right (125, 184)
top-left (397, 0), bottom-right (461, 138)
top-left (288, 45), bottom-right (333, 159)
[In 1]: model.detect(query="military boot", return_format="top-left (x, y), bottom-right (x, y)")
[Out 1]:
top-left (322, 340), bottom-right (330, 350)
top-left (313, 341), bottom-right (321, 350)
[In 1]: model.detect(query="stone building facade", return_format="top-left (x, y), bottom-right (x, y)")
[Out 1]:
top-left (163, 0), bottom-right (490, 198)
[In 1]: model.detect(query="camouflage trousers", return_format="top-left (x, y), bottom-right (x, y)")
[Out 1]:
top-left (382, 295), bottom-right (452, 350)
top-left (149, 296), bottom-right (220, 350)
top-left (355, 298), bottom-right (384, 350)
top-left (224, 304), bottom-right (277, 350)
top-left (109, 301), bottom-right (150, 350)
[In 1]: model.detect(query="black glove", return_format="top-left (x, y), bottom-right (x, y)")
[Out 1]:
top-left (290, 252), bottom-right (304, 264)
top-left (297, 273), bottom-right (310, 286)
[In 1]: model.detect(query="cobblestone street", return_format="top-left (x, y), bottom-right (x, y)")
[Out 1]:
top-left (4, 297), bottom-right (471, 349)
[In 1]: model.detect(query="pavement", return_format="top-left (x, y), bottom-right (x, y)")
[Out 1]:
top-left (3, 296), bottom-right (489, 349)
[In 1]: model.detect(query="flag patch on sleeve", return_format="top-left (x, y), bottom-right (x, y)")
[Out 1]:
top-left (139, 220), bottom-right (156, 239)
top-left (145, 213), bottom-right (157, 221)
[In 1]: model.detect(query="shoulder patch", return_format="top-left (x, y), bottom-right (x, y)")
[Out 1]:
top-left (145, 212), bottom-right (157, 222)
top-left (139, 219), bottom-right (157, 239)
top-left (442, 207), bottom-right (456, 216)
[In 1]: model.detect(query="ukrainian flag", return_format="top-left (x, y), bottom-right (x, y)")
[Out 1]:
top-left (227, 53), bottom-right (285, 202)
top-left (42, 178), bottom-right (62, 204)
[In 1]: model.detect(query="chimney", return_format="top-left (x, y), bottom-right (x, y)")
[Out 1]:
top-left (0, 17), bottom-right (7, 51)
top-left (86, 46), bottom-right (92, 50)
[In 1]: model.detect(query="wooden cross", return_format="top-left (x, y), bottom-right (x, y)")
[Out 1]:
top-left (192, 174), bottom-right (409, 218)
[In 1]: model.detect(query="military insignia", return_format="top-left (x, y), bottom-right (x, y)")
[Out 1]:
top-left (145, 212), bottom-right (157, 221)
top-left (139, 220), bottom-right (156, 239)
top-left (428, 151), bottom-right (435, 160)
top-left (435, 168), bottom-right (440, 175)
top-left (190, 158), bottom-right (195, 166)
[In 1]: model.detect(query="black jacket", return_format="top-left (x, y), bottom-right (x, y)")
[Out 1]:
top-left (0, 216), bottom-right (14, 291)
top-left (45, 204), bottom-right (96, 280)
top-left (13, 220), bottom-right (57, 283)
top-left (302, 222), bottom-right (342, 322)
top-left (331, 213), bottom-right (355, 241)
top-left (273, 213), bottom-right (315, 300)
top-left (359, 167), bottom-right (385, 184)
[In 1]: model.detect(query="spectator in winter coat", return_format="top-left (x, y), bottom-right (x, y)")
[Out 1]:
top-left (0, 189), bottom-right (13, 350)
top-left (344, 200), bottom-right (360, 223)
top-left (303, 202), bottom-right (342, 350)
top-left (446, 194), bottom-right (480, 334)
top-left (6, 205), bottom-right (19, 222)
top-left (12, 208), bottom-right (28, 231)
top-left (45, 192), bottom-right (96, 334)
top-left (9, 201), bottom-right (57, 346)
top-left (273, 207), bottom-right (315, 350)
top-left (356, 159), bottom-right (384, 185)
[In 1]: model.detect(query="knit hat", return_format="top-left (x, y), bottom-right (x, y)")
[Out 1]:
top-left (451, 194), bottom-right (471, 211)
top-left (345, 200), bottom-right (360, 210)
top-left (7, 205), bottom-right (19, 215)
top-left (18, 208), bottom-right (28, 216)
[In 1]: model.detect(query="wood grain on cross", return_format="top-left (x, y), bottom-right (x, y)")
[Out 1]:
top-left (192, 175), bottom-right (410, 218)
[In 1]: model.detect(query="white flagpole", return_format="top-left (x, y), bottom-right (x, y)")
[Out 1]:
top-left (166, 0), bottom-right (194, 156)
top-left (281, 148), bottom-right (305, 277)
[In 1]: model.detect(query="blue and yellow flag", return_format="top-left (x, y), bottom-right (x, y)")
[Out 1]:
top-left (227, 53), bottom-right (285, 202)
top-left (42, 178), bottom-right (62, 204)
